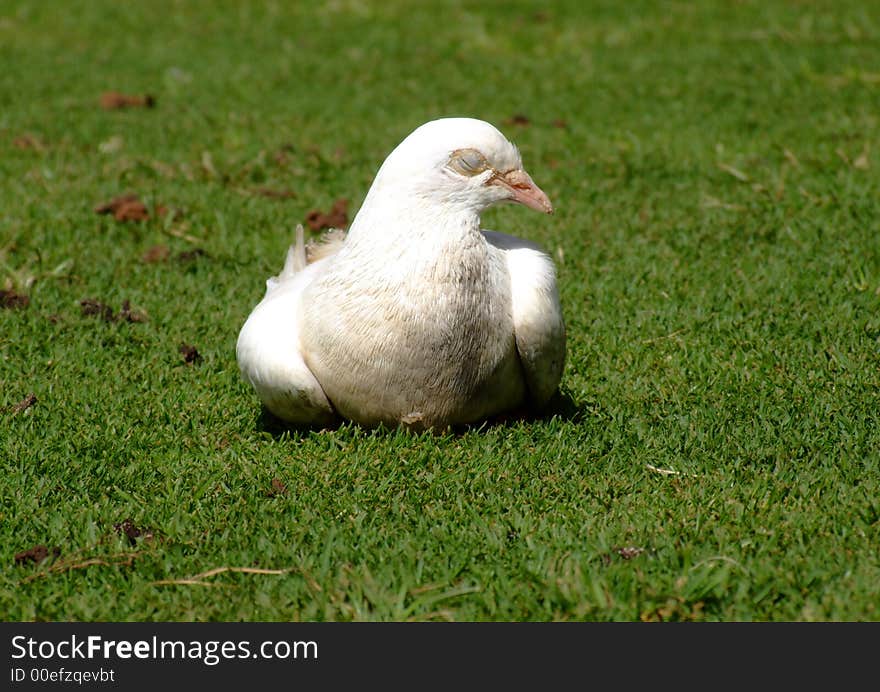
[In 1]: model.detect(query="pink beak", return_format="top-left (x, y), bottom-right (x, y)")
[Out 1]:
top-left (491, 169), bottom-right (553, 214)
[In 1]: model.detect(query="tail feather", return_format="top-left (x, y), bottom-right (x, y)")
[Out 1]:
top-left (266, 224), bottom-right (347, 292)
top-left (282, 223), bottom-right (307, 276)
top-left (266, 224), bottom-right (307, 292)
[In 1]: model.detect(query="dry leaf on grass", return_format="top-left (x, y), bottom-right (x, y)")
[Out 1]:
top-left (11, 393), bottom-right (37, 414)
top-left (504, 114), bottom-right (531, 127)
top-left (12, 134), bottom-right (46, 151)
top-left (615, 546), bottom-right (646, 560)
top-left (176, 248), bottom-right (207, 263)
top-left (178, 343), bottom-right (202, 365)
top-left (305, 198), bottom-right (349, 231)
top-left (94, 194), bottom-right (149, 222)
top-left (142, 244), bottom-right (171, 263)
top-left (118, 299), bottom-right (147, 323)
top-left (94, 194), bottom-right (170, 223)
top-left (14, 545), bottom-right (60, 565)
top-left (80, 298), bottom-right (147, 323)
top-left (252, 187), bottom-right (297, 200)
top-left (113, 518), bottom-right (155, 545)
top-left (100, 92), bottom-right (156, 110)
top-left (79, 298), bottom-right (115, 322)
top-left (0, 289), bottom-right (29, 309)
top-left (266, 478), bottom-right (288, 497)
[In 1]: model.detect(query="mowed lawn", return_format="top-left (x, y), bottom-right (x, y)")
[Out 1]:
top-left (1, 0), bottom-right (878, 621)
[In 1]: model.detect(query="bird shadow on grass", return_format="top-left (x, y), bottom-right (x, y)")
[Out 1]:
top-left (459, 387), bottom-right (590, 434)
top-left (255, 387), bottom-right (590, 439)
top-left (255, 407), bottom-right (336, 439)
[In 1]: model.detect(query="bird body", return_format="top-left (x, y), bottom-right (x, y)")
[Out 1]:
top-left (236, 118), bottom-right (565, 431)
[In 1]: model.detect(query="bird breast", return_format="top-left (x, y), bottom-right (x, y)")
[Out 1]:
top-left (298, 232), bottom-right (524, 428)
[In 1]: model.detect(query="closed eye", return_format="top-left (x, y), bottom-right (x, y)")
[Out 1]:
top-left (448, 148), bottom-right (490, 176)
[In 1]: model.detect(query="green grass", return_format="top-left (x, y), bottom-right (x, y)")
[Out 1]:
top-left (2, 0), bottom-right (879, 621)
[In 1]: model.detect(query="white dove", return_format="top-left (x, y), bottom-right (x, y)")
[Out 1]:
top-left (236, 117), bottom-right (565, 431)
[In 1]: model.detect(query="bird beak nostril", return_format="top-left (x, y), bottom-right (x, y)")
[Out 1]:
top-left (491, 169), bottom-right (553, 214)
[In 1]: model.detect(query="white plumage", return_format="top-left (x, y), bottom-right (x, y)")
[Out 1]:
top-left (236, 117), bottom-right (565, 431)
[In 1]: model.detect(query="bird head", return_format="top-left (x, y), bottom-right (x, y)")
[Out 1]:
top-left (366, 118), bottom-right (553, 217)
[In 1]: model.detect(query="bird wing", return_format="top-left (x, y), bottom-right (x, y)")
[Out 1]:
top-left (236, 225), bottom-right (339, 425)
top-left (482, 230), bottom-right (566, 408)
top-left (265, 224), bottom-right (347, 296)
